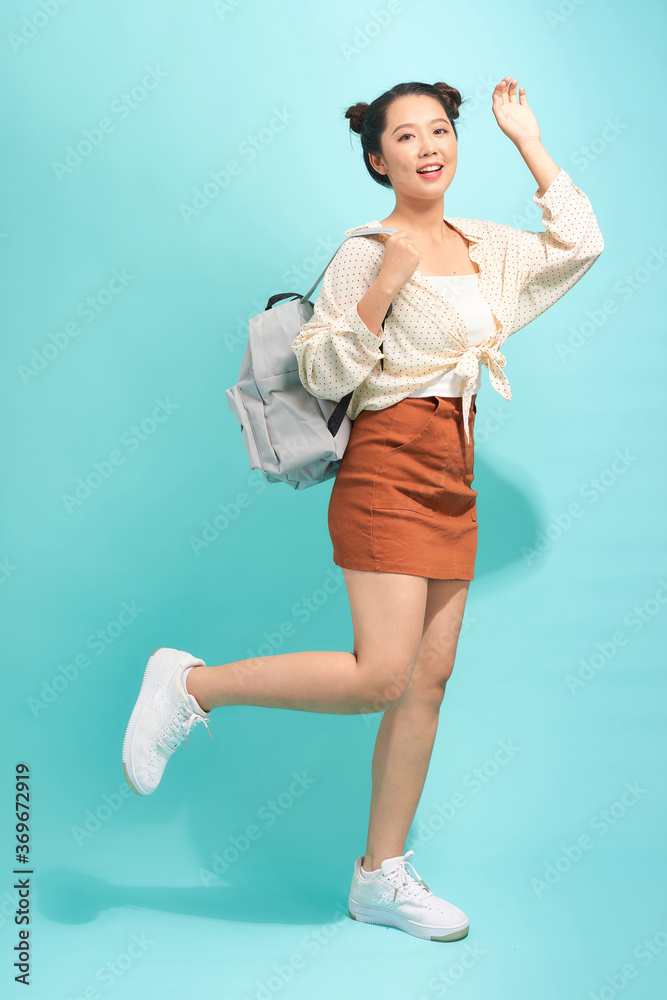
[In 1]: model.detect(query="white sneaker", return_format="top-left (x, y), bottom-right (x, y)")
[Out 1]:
top-left (348, 850), bottom-right (469, 942)
top-left (122, 647), bottom-right (212, 796)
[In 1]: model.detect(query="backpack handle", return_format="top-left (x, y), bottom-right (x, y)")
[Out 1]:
top-left (265, 226), bottom-right (398, 311)
top-left (300, 225), bottom-right (398, 304)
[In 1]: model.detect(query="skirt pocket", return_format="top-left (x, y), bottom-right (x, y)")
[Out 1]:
top-left (371, 397), bottom-right (445, 518)
top-left (381, 396), bottom-right (441, 454)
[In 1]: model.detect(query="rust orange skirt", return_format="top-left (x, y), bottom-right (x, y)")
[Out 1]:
top-left (328, 394), bottom-right (478, 580)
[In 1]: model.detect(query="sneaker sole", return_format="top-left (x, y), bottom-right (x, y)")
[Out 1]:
top-left (122, 646), bottom-right (171, 796)
top-left (348, 899), bottom-right (469, 942)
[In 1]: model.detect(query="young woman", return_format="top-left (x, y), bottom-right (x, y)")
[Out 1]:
top-left (122, 78), bottom-right (604, 943)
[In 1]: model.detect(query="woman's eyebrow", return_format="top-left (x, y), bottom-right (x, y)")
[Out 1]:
top-left (391, 118), bottom-right (449, 135)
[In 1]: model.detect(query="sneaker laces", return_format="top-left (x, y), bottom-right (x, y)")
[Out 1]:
top-left (157, 701), bottom-right (212, 752)
top-left (384, 851), bottom-right (432, 902)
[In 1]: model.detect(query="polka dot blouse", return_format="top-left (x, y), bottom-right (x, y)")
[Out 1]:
top-left (290, 167), bottom-right (604, 441)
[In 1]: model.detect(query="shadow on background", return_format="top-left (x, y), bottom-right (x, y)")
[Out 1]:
top-left (470, 455), bottom-right (540, 579)
top-left (38, 867), bottom-right (347, 926)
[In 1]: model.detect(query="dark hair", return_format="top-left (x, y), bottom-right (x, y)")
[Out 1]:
top-left (345, 81), bottom-right (466, 188)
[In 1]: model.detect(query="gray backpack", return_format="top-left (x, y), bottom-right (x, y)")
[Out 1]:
top-left (225, 225), bottom-right (397, 490)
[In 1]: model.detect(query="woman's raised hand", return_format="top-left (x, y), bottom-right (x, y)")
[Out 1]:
top-left (491, 77), bottom-right (541, 147)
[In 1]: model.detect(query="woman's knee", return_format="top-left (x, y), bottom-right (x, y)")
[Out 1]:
top-left (354, 654), bottom-right (414, 713)
top-left (344, 568), bottom-right (428, 712)
top-left (404, 657), bottom-right (456, 706)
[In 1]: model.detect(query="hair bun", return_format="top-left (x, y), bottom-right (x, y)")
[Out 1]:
top-left (345, 102), bottom-right (369, 135)
top-left (432, 82), bottom-right (463, 119)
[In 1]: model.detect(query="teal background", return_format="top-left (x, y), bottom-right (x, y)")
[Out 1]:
top-left (2, 0), bottom-right (666, 997)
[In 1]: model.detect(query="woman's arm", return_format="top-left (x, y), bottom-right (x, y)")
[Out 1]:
top-left (504, 165), bottom-right (604, 337)
top-left (356, 271), bottom-right (396, 338)
top-left (291, 238), bottom-right (389, 402)
top-left (491, 77), bottom-right (605, 336)
top-left (516, 138), bottom-right (560, 197)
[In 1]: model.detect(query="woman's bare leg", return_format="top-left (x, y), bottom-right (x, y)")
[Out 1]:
top-left (185, 569), bottom-right (428, 715)
top-left (361, 578), bottom-right (471, 870)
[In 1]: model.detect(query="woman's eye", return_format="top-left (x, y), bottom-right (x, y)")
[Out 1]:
top-left (399, 129), bottom-right (448, 141)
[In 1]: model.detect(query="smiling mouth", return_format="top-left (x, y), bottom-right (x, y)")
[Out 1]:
top-left (416, 165), bottom-right (443, 176)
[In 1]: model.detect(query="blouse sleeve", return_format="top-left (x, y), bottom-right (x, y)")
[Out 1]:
top-left (505, 167), bottom-right (605, 336)
top-left (290, 236), bottom-right (385, 402)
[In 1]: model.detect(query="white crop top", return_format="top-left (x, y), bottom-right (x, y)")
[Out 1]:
top-left (408, 273), bottom-right (496, 399)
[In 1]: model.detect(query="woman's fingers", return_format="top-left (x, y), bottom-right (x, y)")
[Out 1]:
top-left (493, 76), bottom-right (528, 106)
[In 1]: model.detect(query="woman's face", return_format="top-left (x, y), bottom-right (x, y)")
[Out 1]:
top-left (369, 94), bottom-right (458, 199)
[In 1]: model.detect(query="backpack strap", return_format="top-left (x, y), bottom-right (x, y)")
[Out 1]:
top-left (266, 225), bottom-right (397, 311)
top-left (300, 225), bottom-right (397, 304)
top-left (269, 225), bottom-right (397, 438)
top-left (306, 225), bottom-right (397, 438)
